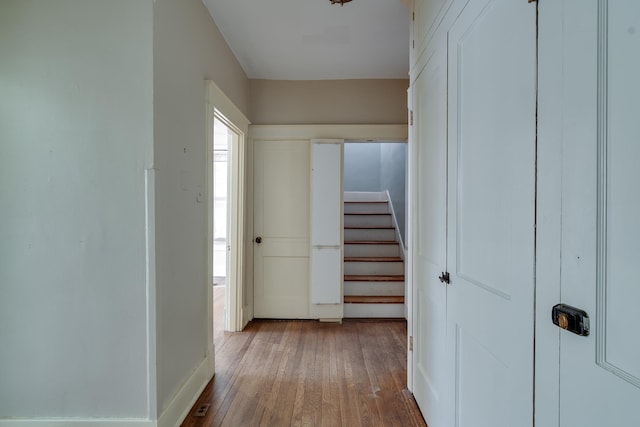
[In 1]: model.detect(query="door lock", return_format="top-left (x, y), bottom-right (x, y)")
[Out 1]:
top-left (552, 304), bottom-right (590, 336)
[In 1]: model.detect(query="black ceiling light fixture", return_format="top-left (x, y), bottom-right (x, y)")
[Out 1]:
top-left (330, 0), bottom-right (352, 5)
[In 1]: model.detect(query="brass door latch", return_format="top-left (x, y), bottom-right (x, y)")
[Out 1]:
top-left (552, 304), bottom-right (590, 336)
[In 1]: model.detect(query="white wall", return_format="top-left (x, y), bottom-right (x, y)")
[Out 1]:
top-left (344, 143), bottom-right (382, 191)
top-left (381, 143), bottom-right (407, 243)
top-left (152, 0), bottom-right (250, 416)
top-left (0, 0), bottom-right (250, 423)
top-left (0, 0), bottom-right (153, 419)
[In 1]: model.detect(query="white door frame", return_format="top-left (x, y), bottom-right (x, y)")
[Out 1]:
top-left (206, 81), bottom-right (250, 368)
top-left (406, 87), bottom-right (414, 393)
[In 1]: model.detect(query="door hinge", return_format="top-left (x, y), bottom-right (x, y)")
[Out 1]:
top-left (412, 39), bottom-right (415, 49)
top-left (409, 110), bottom-right (413, 126)
top-left (412, 11), bottom-right (415, 21)
top-left (409, 336), bottom-right (413, 352)
top-left (438, 271), bottom-right (451, 285)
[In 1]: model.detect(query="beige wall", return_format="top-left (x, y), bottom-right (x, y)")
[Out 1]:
top-left (250, 79), bottom-right (409, 125)
top-left (154, 0), bottom-right (250, 118)
top-left (153, 0), bottom-right (250, 416)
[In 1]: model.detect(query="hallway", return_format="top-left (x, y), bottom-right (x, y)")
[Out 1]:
top-left (182, 292), bottom-right (426, 426)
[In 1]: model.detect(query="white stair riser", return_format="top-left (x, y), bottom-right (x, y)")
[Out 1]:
top-left (343, 303), bottom-right (405, 318)
top-left (344, 244), bottom-right (400, 257)
top-left (344, 203), bottom-right (390, 214)
top-left (344, 214), bottom-right (392, 227)
top-left (344, 261), bottom-right (404, 276)
top-left (344, 191), bottom-right (388, 202)
top-left (344, 228), bottom-right (395, 241)
top-left (344, 281), bottom-right (405, 296)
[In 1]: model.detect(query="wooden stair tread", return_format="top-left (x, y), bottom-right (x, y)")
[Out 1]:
top-left (344, 240), bottom-right (399, 245)
top-left (345, 226), bottom-right (395, 229)
top-left (344, 275), bottom-right (405, 282)
top-left (344, 201), bottom-right (388, 204)
top-left (344, 295), bottom-right (405, 304)
top-left (344, 257), bottom-right (402, 262)
top-left (344, 213), bottom-right (391, 216)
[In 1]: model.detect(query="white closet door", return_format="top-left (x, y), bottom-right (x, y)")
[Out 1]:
top-left (253, 140), bottom-right (310, 318)
top-left (310, 140), bottom-right (343, 304)
top-left (411, 42), bottom-right (449, 427)
top-left (446, 0), bottom-right (537, 426)
top-left (540, 1), bottom-right (640, 425)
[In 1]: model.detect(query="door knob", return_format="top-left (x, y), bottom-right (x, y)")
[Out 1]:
top-left (438, 272), bottom-right (450, 284)
top-left (255, 236), bottom-right (262, 244)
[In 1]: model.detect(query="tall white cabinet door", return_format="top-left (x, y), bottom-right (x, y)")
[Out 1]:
top-left (446, 1), bottom-right (537, 426)
top-left (253, 140), bottom-right (310, 318)
top-left (310, 140), bottom-right (343, 305)
top-left (544, 1), bottom-right (640, 425)
top-left (411, 43), bottom-right (449, 427)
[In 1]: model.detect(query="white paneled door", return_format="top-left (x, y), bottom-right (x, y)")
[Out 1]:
top-left (411, 43), bottom-right (449, 427)
top-left (548, 1), bottom-right (640, 425)
top-left (310, 140), bottom-right (343, 306)
top-left (253, 140), bottom-right (310, 318)
top-left (446, 0), bottom-right (537, 426)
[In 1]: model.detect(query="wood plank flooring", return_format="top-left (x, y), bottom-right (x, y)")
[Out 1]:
top-left (343, 296), bottom-right (405, 304)
top-left (213, 284), bottom-right (226, 349)
top-left (182, 292), bottom-right (427, 427)
top-left (344, 275), bottom-right (405, 282)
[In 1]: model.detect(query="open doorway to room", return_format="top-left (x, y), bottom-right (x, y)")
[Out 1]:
top-left (208, 106), bottom-right (246, 342)
top-left (343, 140), bottom-right (408, 318)
top-left (212, 117), bottom-right (232, 343)
top-left (205, 81), bottom-right (250, 383)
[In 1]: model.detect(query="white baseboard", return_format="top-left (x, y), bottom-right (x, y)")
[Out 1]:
top-left (0, 420), bottom-right (155, 427)
top-left (1, 356), bottom-right (213, 427)
top-left (157, 356), bottom-right (213, 427)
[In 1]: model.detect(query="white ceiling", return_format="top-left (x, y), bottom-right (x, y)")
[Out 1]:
top-left (202, 0), bottom-right (410, 80)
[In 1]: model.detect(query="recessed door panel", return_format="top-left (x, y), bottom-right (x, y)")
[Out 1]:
top-left (603, 0), bottom-right (640, 381)
top-left (455, 326), bottom-right (509, 427)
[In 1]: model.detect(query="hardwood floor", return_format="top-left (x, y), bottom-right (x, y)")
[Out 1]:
top-left (213, 284), bottom-right (226, 348)
top-left (182, 291), bottom-right (427, 427)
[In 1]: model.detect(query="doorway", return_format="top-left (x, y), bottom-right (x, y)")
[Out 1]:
top-left (206, 81), bottom-right (250, 368)
top-left (343, 140), bottom-right (408, 318)
top-left (213, 117), bottom-right (233, 338)
top-left (210, 112), bottom-right (244, 335)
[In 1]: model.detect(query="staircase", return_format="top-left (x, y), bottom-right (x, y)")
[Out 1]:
top-left (343, 192), bottom-right (405, 318)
